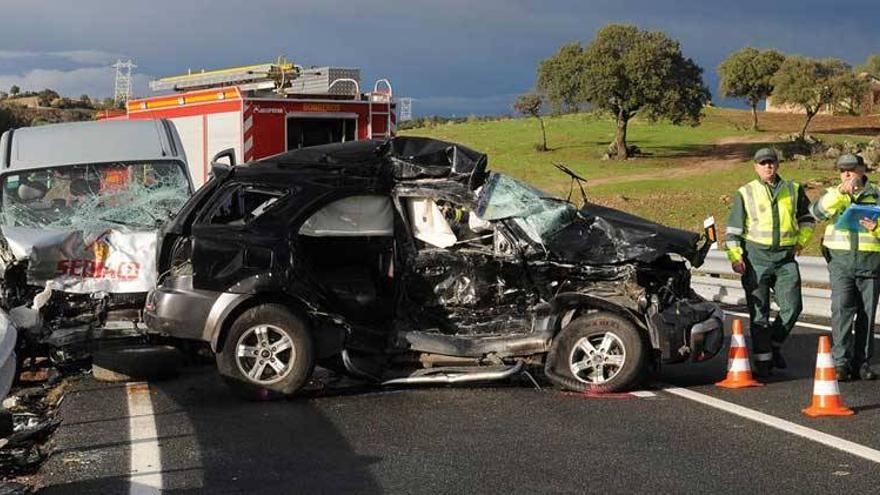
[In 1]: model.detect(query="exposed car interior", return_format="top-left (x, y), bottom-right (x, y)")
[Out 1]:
top-left (297, 195), bottom-right (395, 323)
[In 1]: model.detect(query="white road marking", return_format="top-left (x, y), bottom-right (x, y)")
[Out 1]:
top-left (126, 382), bottom-right (163, 495)
top-left (724, 310), bottom-right (880, 339)
top-left (664, 386), bottom-right (880, 464)
top-left (630, 391), bottom-right (656, 398)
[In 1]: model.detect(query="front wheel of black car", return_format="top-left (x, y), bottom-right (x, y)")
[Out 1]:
top-left (216, 304), bottom-right (314, 400)
top-left (549, 312), bottom-right (647, 393)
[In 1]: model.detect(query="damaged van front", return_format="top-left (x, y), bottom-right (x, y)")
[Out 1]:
top-left (0, 120), bottom-right (193, 362)
top-left (145, 137), bottom-right (721, 398)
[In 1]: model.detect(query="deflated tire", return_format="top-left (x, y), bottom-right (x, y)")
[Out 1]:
top-left (549, 312), bottom-right (647, 393)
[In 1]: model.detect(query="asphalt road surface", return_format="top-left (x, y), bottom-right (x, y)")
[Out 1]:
top-left (33, 315), bottom-right (880, 494)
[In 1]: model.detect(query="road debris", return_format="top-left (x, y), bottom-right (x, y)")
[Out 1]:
top-left (0, 361), bottom-right (68, 487)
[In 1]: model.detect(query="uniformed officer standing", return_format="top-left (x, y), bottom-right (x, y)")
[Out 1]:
top-left (810, 153), bottom-right (878, 381)
top-left (725, 148), bottom-right (814, 376)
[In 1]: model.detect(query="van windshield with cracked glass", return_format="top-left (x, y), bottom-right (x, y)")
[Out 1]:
top-left (0, 161), bottom-right (191, 231)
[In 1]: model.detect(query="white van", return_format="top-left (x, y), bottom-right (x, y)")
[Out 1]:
top-left (0, 119), bottom-right (193, 362)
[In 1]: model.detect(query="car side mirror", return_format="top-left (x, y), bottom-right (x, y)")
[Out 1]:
top-left (703, 216), bottom-right (717, 247)
top-left (211, 148), bottom-right (237, 167)
top-left (209, 148), bottom-right (236, 180)
top-left (692, 216), bottom-right (717, 269)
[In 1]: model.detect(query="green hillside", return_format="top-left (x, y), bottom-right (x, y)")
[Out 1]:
top-left (400, 108), bottom-right (880, 254)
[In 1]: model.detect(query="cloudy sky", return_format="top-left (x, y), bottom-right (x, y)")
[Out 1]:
top-left (0, 0), bottom-right (877, 116)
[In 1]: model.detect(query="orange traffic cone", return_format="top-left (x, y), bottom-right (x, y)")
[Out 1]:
top-left (803, 336), bottom-right (853, 417)
top-left (716, 319), bottom-right (763, 389)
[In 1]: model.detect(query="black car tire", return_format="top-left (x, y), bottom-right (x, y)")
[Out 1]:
top-left (216, 304), bottom-right (314, 400)
top-left (92, 344), bottom-right (183, 382)
top-left (550, 312), bottom-right (647, 393)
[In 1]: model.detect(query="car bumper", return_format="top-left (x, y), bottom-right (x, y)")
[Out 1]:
top-left (653, 298), bottom-right (724, 364)
top-left (144, 276), bottom-right (220, 342)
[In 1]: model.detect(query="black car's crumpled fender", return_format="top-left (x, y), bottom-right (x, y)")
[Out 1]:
top-left (545, 203), bottom-right (701, 265)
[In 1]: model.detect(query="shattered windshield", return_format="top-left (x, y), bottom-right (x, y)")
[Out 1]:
top-left (476, 172), bottom-right (576, 243)
top-left (1, 161), bottom-right (191, 232)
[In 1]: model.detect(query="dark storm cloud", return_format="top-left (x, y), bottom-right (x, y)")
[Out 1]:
top-left (0, 0), bottom-right (877, 115)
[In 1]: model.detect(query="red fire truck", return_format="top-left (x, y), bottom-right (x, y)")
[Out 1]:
top-left (114, 59), bottom-right (395, 187)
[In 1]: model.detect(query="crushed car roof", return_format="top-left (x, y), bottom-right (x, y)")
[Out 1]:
top-left (242, 137), bottom-right (488, 187)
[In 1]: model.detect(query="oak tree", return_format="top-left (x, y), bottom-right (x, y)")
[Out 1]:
top-left (513, 92), bottom-right (549, 151)
top-left (579, 25), bottom-right (710, 159)
top-left (717, 47), bottom-right (785, 130)
top-left (536, 42), bottom-right (585, 114)
top-left (770, 56), bottom-right (868, 138)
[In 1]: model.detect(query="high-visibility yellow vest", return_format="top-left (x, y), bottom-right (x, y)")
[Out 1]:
top-left (815, 184), bottom-right (880, 252)
top-left (738, 179), bottom-right (800, 247)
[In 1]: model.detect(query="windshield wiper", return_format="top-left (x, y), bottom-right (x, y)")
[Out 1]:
top-left (553, 163), bottom-right (588, 206)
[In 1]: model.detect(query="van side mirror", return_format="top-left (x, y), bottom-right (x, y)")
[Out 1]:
top-left (211, 148), bottom-right (237, 167)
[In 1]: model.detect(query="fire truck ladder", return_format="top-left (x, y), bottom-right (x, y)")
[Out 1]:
top-left (368, 79), bottom-right (394, 140)
top-left (149, 59), bottom-right (300, 92)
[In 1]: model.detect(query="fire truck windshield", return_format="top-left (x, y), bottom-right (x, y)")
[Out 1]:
top-left (0, 161), bottom-right (191, 231)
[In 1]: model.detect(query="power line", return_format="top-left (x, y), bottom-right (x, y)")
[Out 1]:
top-left (113, 59), bottom-right (137, 104)
top-left (398, 97), bottom-right (413, 121)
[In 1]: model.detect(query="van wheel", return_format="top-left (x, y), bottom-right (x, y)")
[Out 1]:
top-left (216, 304), bottom-right (314, 400)
top-left (550, 312), bottom-right (646, 393)
top-left (92, 344), bottom-right (183, 382)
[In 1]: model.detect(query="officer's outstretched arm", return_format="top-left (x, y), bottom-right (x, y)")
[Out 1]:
top-left (810, 187), bottom-right (849, 222)
top-left (796, 186), bottom-right (816, 248)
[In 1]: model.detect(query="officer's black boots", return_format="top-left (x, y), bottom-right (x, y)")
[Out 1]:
top-left (859, 363), bottom-right (877, 381)
top-left (836, 365), bottom-right (852, 382)
top-left (771, 348), bottom-right (787, 369)
top-left (753, 360), bottom-right (772, 378)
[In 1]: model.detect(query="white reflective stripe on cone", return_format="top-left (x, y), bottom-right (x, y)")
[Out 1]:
top-left (731, 334), bottom-right (746, 347)
top-left (816, 353), bottom-right (835, 368)
top-left (813, 380), bottom-right (841, 396)
top-left (754, 352), bottom-right (773, 361)
top-left (729, 358), bottom-right (752, 372)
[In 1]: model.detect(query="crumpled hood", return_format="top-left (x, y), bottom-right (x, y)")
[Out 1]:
top-left (544, 202), bottom-right (701, 265)
top-left (2, 226), bottom-right (157, 294)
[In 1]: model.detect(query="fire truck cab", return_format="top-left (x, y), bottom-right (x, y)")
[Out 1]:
top-left (116, 58), bottom-right (396, 187)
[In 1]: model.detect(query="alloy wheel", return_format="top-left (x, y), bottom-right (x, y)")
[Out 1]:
top-left (235, 324), bottom-right (296, 385)
top-left (568, 332), bottom-right (627, 384)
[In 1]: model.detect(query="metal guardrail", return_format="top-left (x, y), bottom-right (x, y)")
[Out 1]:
top-left (692, 250), bottom-right (836, 318)
top-left (698, 250), bottom-right (831, 284)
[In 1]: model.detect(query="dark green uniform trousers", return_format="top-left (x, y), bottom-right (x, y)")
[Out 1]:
top-left (742, 249), bottom-right (802, 363)
top-left (828, 257), bottom-right (879, 369)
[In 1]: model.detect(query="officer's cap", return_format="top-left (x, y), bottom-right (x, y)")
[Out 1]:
top-left (836, 153), bottom-right (864, 170)
top-left (753, 148), bottom-right (778, 163)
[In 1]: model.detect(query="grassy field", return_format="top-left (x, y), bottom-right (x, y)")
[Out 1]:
top-left (400, 110), bottom-right (750, 188)
top-left (400, 108), bottom-right (880, 255)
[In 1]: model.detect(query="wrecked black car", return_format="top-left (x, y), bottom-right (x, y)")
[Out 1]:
top-left (145, 137), bottom-right (723, 397)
